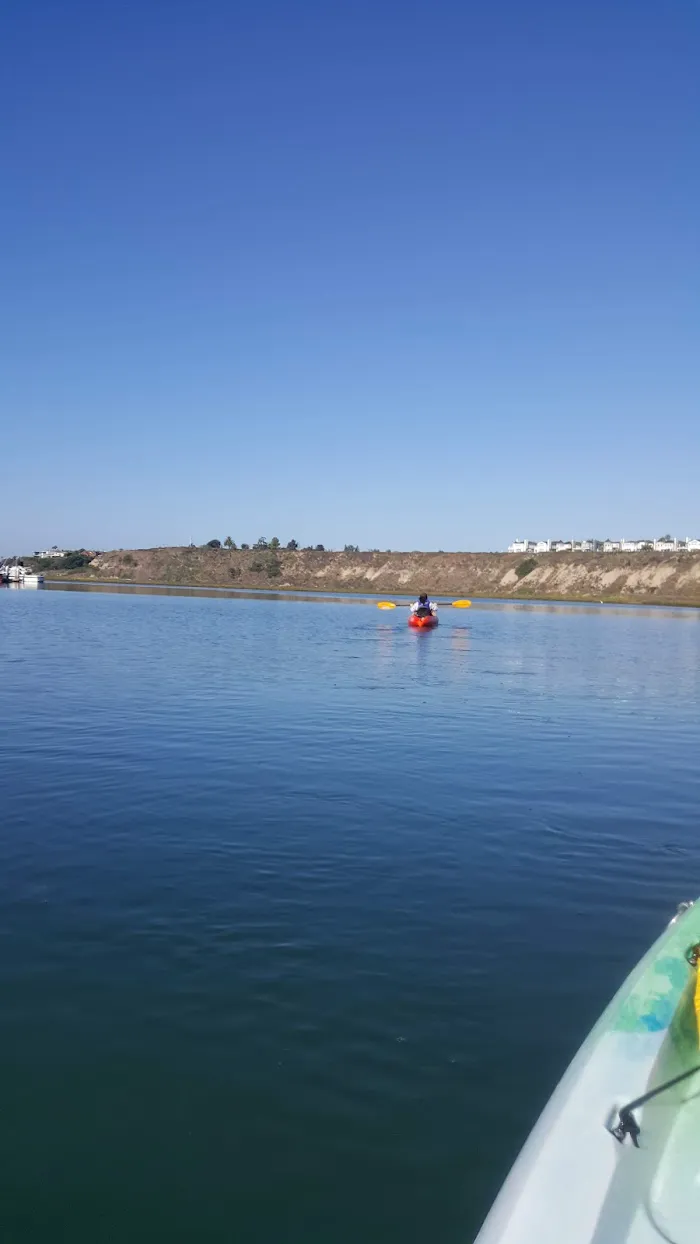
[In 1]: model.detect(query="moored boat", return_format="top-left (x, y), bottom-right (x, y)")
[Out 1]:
top-left (474, 899), bottom-right (700, 1243)
top-left (5, 565), bottom-right (43, 585)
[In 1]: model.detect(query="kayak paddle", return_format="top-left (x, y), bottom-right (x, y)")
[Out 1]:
top-left (377, 599), bottom-right (471, 610)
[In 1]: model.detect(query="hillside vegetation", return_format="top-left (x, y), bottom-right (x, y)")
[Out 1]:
top-left (43, 546), bottom-right (700, 606)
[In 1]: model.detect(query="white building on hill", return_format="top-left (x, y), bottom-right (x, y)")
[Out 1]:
top-left (508, 536), bottom-right (700, 554)
top-left (35, 546), bottom-right (68, 558)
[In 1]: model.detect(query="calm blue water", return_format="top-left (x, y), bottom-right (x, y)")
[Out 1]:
top-left (1, 584), bottom-right (699, 1242)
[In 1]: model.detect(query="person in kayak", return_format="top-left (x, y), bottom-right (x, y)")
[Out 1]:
top-left (410, 593), bottom-right (438, 618)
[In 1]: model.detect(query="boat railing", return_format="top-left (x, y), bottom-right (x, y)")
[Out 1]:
top-left (608, 1062), bottom-right (700, 1147)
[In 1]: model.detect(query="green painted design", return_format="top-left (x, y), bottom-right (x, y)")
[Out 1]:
top-left (611, 904), bottom-right (700, 1035)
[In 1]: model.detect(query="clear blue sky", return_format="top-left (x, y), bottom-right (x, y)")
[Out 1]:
top-left (2, 0), bottom-right (697, 553)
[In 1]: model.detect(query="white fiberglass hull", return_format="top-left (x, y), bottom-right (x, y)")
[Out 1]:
top-left (475, 901), bottom-right (700, 1244)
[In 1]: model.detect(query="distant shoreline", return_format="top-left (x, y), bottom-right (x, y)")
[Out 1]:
top-left (21, 545), bottom-right (700, 609)
top-left (42, 572), bottom-right (700, 611)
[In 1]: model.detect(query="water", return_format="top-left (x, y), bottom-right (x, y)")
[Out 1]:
top-left (1, 585), bottom-right (699, 1243)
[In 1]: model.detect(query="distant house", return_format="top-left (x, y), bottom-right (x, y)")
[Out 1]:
top-left (506, 535), bottom-right (687, 554)
top-left (36, 546), bottom-right (67, 558)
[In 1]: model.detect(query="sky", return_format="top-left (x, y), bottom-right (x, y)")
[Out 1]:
top-left (1, 0), bottom-right (698, 553)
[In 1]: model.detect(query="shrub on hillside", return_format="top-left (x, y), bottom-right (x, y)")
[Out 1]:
top-left (515, 557), bottom-right (538, 579)
top-left (32, 549), bottom-right (91, 571)
top-left (59, 550), bottom-right (92, 570)
top-left (250, 553), bottom-right (282, 577)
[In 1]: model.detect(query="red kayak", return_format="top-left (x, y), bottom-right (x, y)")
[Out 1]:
top-left (408, 613), bottom-right (438, 629)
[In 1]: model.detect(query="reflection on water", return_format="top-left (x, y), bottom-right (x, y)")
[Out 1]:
top-left (42, 577), bottom-right (700, 619)
top-left (449, 627), bottom-right (471, 652)
top-left (44, 579), bottom-right (382, 604)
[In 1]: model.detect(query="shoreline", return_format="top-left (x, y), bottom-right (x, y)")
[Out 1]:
top-left (42, 576), bottom-right (700, 611)
top-left (25, 545), bottom-right (700, 610)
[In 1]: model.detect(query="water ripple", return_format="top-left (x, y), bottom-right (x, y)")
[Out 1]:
top-left (0, 587), bottom-right (698, 1243)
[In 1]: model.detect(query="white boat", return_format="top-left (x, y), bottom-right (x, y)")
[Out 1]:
top-left (5, 566), bottom-right (43, 584)
top-left (475, 900), bottom-right (700, 1244)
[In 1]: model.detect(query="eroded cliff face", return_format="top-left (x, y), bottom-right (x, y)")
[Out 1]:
top-left (63, 547), bottom-right (700, 605)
